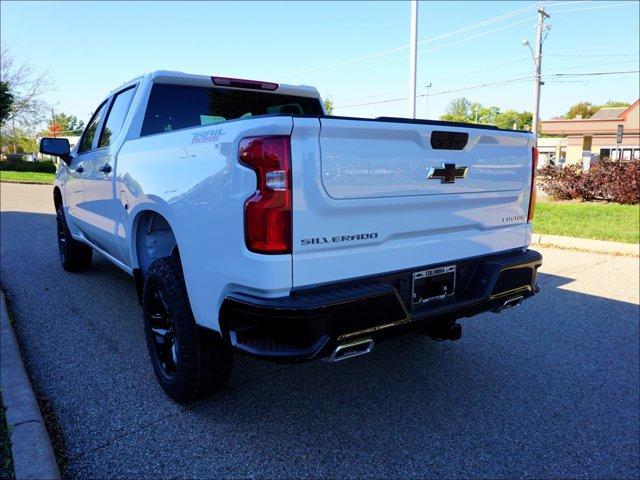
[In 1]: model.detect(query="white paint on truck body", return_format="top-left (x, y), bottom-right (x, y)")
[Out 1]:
top-left (54, 70), bottom-right (535, 333)
top-left (290, 117), bottom-right (534, 287)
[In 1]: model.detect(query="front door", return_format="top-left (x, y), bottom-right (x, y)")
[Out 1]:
top-left (69, 99), bottom-right (109, 238)
top-left (82, 85), bottom-right (137, 262)
top-left (64, 154), bottom-right (84, 228)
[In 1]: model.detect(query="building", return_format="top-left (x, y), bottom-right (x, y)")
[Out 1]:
top-left (540, 99), bottom-right (640, 164)
top-left (536, 136), bottom-right (566, 167)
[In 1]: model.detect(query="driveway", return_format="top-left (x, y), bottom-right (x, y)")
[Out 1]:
top-left (1, 182), bottom-right (638, 479)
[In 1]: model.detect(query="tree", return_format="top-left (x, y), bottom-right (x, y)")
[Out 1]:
top-left (0, 81), bottom-right (13, 126)
top-left (323, 98), bottom-right (334, 115)
top-left (1, 127), bottom-right (38, 153)
top-left (1, 44), bottom-right (54, 153)
top-left (440, 98), bottom-right (531, 130)
top-left (441, 98), bottom-right (501, 124)
top-left (564, 102), bottom-right (598, 119)
top-left (495, 109), bottom-right (532, 130)
top-left (601, 100), bottom-right (630, 109)
top-left (44, 113), bottom-right (84, 136)
top-left (440, 97), bottom-right (471, 123)
top-left (563, 100), bottom-right (630, 119)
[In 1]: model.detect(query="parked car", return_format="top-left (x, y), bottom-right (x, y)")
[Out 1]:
top-left (41, 71), bottom-right (542, 402)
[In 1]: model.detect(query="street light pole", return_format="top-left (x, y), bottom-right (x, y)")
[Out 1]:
top-left (408, 0), bottom-right (418, 119)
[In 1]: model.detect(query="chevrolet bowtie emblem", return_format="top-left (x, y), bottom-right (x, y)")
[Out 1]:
top-left (427, 163), bottom-right (469, 184)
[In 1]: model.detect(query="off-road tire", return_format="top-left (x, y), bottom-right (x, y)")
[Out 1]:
top-left (56, 205), bottom-right (92, 272)
top-left (143, 255), bottom-right (233, 402)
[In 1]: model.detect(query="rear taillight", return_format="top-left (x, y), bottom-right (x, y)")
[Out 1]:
top-left (528, 146), bottom-right (538, 222)
top-left (239, 136), bottom-right (292, 254)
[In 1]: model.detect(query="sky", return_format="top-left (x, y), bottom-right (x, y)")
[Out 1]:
top-left (1, 0), bottom-right (639, 126)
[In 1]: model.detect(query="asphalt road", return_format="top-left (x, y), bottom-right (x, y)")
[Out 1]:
top-left (1, 182), bottom-right (638, 479)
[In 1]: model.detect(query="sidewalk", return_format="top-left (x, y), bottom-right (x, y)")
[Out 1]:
top-left (532, 233), bottom-right (639, 256)
top-left (0, 293), bottom-right (61, 480)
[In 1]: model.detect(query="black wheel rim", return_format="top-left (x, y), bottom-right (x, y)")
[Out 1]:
top-left (56, 209), bottom-right (67, 262)
top-left (148, 286), bottom-right (178, 378)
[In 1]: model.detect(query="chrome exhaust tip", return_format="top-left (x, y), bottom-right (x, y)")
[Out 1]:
top-left (493, 295), bottom-right (524, 313)
top-left (329, 338), bottom-right (374, 362)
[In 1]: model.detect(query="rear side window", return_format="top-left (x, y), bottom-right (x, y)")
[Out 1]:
top-left (99, 86), bottom-right (137, 148)
top-left (78, 100), bottom-right (108, 153)
top-left (140, 83), bottom-right (323, 137)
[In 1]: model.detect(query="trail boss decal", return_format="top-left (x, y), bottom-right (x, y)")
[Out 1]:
top-left (191, 129), bottom-right (225, 144)
top-left (301, 232), bottom-right (378, 246)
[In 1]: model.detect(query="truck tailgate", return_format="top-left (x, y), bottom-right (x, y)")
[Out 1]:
top-left (290, 117), bottom-right (535, 288)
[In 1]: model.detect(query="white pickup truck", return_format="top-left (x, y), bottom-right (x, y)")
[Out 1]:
top-left (41, 71), bottom-right (542, 402)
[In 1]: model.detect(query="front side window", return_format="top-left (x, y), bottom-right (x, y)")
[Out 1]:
top-left (99, 86), bottom-right (137, 149)
top-left (78, 101), bottom-right (108, 153)
top-left (140, 83), bottom-right (324, 137)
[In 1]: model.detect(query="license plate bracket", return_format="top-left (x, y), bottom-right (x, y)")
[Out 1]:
top-left (412, 265), bottom-right (456, 305)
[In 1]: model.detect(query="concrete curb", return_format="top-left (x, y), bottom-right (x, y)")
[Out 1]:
top-left (531, 233), bottom-right (639, 257)
top-left (0, 293), bottom-right (61, 480)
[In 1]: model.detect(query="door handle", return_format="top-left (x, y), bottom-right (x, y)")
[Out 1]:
top-left (99, 163), bottom-right (112, 174)
top-left (75, 165), bottom-right (84, 173)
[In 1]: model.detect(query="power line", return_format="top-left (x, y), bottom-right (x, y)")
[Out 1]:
top-left (430, 58), bottom-right (530, 84)
top-left (338, 16), bottom-right (537, 74)
top-left (548, 2), bottom-right (636, 14)
top-left (546, 53), bottom-right (640, 57)
top-left (549, 70), bottom-right (640, 77)
top-left (284, 0), bottom-right (630, 80)
top-left (335, 77), bottom-right (532, 109)
top-left (334, 70), bottom-right (639, 109)
top-left (335, 58), bottom-right (637, 106)
top-left (352, 1), bottom-right (631, 74)
top-left (280, 2), bottom-right (539, 78)
top-left (333, 57), bottom-right (530, 104)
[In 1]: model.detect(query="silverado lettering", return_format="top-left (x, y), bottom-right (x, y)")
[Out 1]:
top-left (301, 233), bottom-right (378, 245)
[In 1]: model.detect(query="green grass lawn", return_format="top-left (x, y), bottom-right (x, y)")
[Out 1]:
top-left (0, 171), bottom-right (55, 184)
top-left (534, 201), bottom-right (639, 244)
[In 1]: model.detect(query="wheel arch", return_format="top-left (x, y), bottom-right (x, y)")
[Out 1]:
top-left (53, 186), bottom-right (63, 210)
top-left (131, 208), bottom-right (179, 277)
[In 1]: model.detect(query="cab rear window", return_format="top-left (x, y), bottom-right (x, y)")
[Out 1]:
top-left (141, 83), bottom-right (323, 137)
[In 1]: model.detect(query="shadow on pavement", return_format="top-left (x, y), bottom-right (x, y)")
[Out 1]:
top-left (1, 210), bottom-right (638, 479)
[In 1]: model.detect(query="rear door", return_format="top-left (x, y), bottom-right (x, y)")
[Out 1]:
top-left (290, 117), bottom-right (535, 288)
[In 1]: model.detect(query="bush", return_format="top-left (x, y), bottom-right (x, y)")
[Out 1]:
top-left (0, 160), bottom-right (57, 173)
top-left (539, 160), bottom-right (639, 204)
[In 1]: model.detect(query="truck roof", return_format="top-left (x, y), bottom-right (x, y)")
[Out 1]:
top-left (109, 70), bottom-right (321, 99)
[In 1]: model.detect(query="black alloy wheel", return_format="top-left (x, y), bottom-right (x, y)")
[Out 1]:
top-left (147, 286), bottom-right (178, 377)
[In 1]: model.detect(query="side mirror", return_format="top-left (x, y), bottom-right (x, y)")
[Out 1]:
top-left (40, 137), bottom-right (71, 164)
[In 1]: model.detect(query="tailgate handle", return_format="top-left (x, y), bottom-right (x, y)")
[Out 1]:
top-left (430, 131), bottom-right (468, 150)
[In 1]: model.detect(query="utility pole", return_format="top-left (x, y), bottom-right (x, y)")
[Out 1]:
top-left (51, 108), bottom-right (56, 138)
top-left (408, 0), bottom-right (418, 119)
top-left (531, 3), bottom-right (550, 135)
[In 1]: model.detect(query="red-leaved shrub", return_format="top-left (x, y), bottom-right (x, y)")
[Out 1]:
top-left (538, 160), bottom-right (639, 204)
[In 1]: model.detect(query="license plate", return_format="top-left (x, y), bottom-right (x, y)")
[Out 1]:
top-left (412, 265), bottom-right (456, 305)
